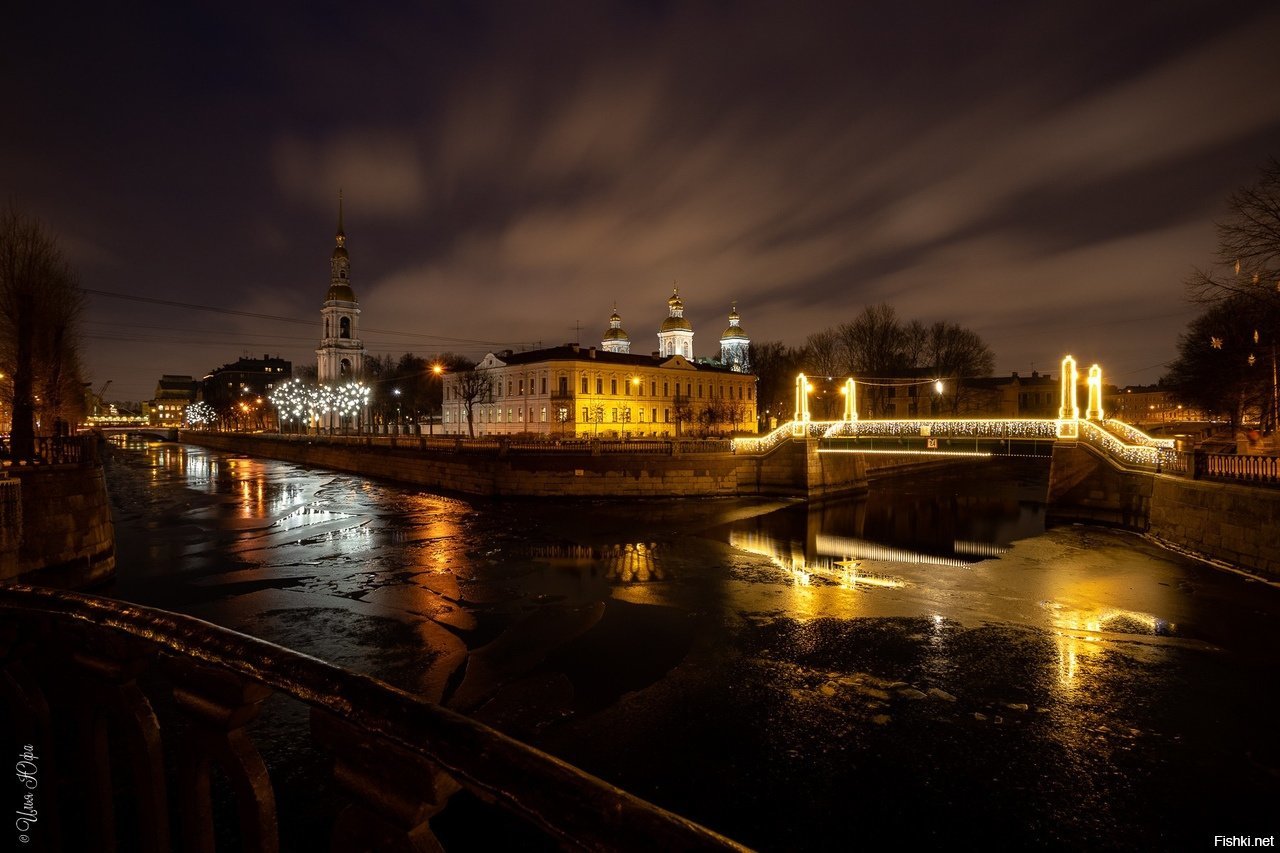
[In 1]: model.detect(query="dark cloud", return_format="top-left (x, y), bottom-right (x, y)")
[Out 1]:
top-left (5, 0), bottom-right (1279, 400)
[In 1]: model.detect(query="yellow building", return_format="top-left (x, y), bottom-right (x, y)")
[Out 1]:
top-left (442, 344), bottom-right (758, 438)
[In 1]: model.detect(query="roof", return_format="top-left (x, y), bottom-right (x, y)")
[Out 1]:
top-left (326, 282), bottom-right (357, 302)
top-left (659, 316), bottom-right (693, 332)
top-left (484, 344), bottom-right (751, 376)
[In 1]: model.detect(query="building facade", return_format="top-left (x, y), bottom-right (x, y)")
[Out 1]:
top-left (148, 375), bottom-right (198, 426)
top-left (442, 344), bottom-right (757, 438)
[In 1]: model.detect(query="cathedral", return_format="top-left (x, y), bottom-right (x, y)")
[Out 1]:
top-left (441, 289), bottom-right (758, 438)
top-left (601, 288), bottom-right (750, 372)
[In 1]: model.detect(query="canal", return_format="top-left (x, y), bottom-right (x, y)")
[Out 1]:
top-left (103, 439), bottom-right (1280, 850)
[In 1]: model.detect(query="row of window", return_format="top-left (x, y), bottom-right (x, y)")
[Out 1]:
top-left (453, 375), bottom-right (753, 401)
top-left (445, 405), bottom-right (755, 425)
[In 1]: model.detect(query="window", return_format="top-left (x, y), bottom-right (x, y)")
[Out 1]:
top-left (519, 379), bottom-right (524, 395)
top-left (748, 387), bottom-right (753, 400)
top-left (697, 384), bottom-right (703, 398)
top-left (540, 407), bottom-right (547, 422)
top-left (611, 408), bottom-right (617, 422)
top-left (507, 381), bottom-right (513, 396)
top-left (596, 378), bottom-right (603, 395)
top-left (508, 408), bottom-right (513, 422)
top-left (686, 383), bottom-right (692, 397)
top-left (639, 409), bottom-right (645, 422)
top-left (663, 382), bottom-right (669, 397)
top-left (664, 408), bottom-right (670, 423)
top-left (582, 407), bottom-right (589, 422)
top-left (581, 376), bottom-right (588, 393)
top-left (610, 378), bottom-right (617, 395)
top-left (339, 317), bottom-right (351, 339)
top-left (541, 377), bottom-right (547, 394)
top-left (651, 408), bottom-right (657, 422)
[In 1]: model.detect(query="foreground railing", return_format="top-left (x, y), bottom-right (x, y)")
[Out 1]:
top-left (0, 435), bottom-right (96, 466)
top-left (0, 584), bottom-right (746, 852)
top-left (1196, 452), bottom-right (1280, 486)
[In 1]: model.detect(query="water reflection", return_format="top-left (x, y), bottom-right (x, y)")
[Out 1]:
top-left (721, 478), bottom-right (1041, 581)
top-left (1042, 600), bottom-right (1174, 693)
top-left (526, 543), bottom-right (670, 584)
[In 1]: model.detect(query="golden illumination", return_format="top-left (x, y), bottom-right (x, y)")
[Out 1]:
top-left (1057, 354), bottom-right (1079, 439)
top-left (1086, 364), bottom-right (1103, 421)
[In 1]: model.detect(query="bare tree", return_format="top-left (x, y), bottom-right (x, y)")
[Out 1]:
top-left (749, 340), bottom-right (802, 427)
top-left (455, 367), bottom-right (493, 438)
top-left (924, 321), bottom-right (996, 414)
top-left (1189, 157), bottom-right (1280, 308)
top-left (0, 206), bottom-right (85, 458)
top-left (836, 304), bottom-right (909, 415)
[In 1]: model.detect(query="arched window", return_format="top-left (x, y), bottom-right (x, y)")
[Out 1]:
top-left (340, 317), bottom-right (351, 339)
top-left (340, 358), bottom-right (351, 377)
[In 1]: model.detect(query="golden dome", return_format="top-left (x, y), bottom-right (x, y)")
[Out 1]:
top-left (603, 326), bottom-right (630, 340)
top-left (721, 324), bottom-right (748, 340)
top-left (326, 283), bottom-right (357, 302)
top-left (660, 315), bottom-right (693, 332)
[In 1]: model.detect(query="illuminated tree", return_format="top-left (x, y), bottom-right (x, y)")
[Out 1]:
top-left (1163, 294), bottom-right (1278, 434)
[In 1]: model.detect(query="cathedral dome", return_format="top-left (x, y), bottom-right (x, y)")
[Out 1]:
top-left (603, 326), bottom-right (629, 341)
top-left (721, 323), bottom-right (748, 340)
top-left (326, 283), bottom-right (357, 302)
top-left (660, 315), bottom-right (693, 332)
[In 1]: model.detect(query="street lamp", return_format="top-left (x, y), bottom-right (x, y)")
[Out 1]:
top-left (430, 364), bottom-right (444, 435)
top-left (393, 388), bottom-right (401, 434)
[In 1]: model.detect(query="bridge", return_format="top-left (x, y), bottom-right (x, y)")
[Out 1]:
top-left (93, 424), bottom-right (179, 442)
top-left (732, 355), bottom-right (1180, 473)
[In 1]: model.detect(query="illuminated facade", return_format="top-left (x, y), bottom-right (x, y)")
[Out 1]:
top-left (441, 344), bottom-right (758, 438)
top-left (148, 375), bottom-right (198, 426)
top-left (719, 302), bottom-right (750, 373)
top-left (657, 287), bottom-right (694, 359)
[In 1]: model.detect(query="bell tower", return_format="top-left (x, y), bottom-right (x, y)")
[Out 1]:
top-left (657, 285), bottom-right (694, 359)
top-left (316, 191), bottom-right (364, 386)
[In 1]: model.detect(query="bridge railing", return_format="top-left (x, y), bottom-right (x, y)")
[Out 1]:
top-left (823, 419), bottom-right (1059, 440)
top-left (1101, 419), bottom-right (1177, 449)
top-left (0, 584), bottom-right (745, 852)
top-left (1077, 420), bottom-right (1180, 471)
top-left (1195, 452), bottom-right (1280, 486)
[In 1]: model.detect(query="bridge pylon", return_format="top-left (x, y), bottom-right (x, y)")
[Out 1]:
top-left (1057, 355), bottom-right (1079, 439)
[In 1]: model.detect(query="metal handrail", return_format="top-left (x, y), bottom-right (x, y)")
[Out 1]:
top-left (0, 584), bottom-right (746, 851)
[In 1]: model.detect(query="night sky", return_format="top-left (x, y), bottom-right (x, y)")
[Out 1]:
top-left (6, 1), bottom-right (1280, 402)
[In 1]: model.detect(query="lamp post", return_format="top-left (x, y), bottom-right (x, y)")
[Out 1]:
top-left (431, 364), bottom-right (445, 435)
top-left (393, 388), bottom-right (401, 435)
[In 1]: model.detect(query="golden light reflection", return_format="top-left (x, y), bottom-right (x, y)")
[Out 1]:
top-left (728, 529), bottom-right (906, 590)
top-left (1042, 601), bottom-right (1171, 692)
top-left (526, 542), bottom-right (671, 583)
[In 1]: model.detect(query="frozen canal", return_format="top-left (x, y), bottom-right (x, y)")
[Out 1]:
top-left (104, 439), bottom-right (1280, 850)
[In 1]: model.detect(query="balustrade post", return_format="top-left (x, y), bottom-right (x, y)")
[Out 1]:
top-left (166, 661), bottom-right (278, 853)
top-left (62, 631), bottom-right (170, 853)
top-left (311, 709), bottom-right (461, 853)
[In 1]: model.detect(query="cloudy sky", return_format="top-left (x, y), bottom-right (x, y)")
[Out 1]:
top-left (6, 0), bottom-right (1280, 401)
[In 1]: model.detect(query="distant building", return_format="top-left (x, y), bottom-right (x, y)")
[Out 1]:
top-left (1106, 385), bottom-right (1206, 424)
top-left (148, 375), bottom-right (198, 426)
top-left (657, 287), bottom-right (694, 359)
top-left (201, 355), bottom-right (292, 424)
top-left (442, 344), bottom-right (758, 438)
top-left (601, 306), bottom-right (631, 354)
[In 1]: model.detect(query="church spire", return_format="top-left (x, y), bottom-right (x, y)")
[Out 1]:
top-left (335, 189), bottom-right (346, 248)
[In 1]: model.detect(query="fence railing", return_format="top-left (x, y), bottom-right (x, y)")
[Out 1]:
top-left (0, 434), bottom-right (96, 466)
top-left (1195, 452), bottom-right (1280, 486)
top-left (0, 584), bottom-right (746, 852)
top-left (196, 431), bottom-right (738, 456)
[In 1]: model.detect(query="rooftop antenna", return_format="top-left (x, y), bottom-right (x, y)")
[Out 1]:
top-left (571, 321), bottom-right (582, 343)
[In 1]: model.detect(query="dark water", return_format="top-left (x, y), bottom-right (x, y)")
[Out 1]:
top-left (102, 440), bottom-right (1280, 850)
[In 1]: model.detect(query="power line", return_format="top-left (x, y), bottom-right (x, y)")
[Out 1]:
top-left (83, 288), bottom-right (539, 348)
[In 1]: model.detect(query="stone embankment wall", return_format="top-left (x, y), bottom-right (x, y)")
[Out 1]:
top-left (0, 464), bottom-right (116, 587)
top-left (1046, 442), bottom-right (1280, 579)
top-left (1147, 477), bottom-right (1280, 578)
top-left (183, 433), bottom-right (874, 499)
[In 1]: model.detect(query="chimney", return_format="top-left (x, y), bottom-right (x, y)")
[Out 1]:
top-left (588, 346), bottom-right (597, 359)
top-left (570, 343), bottom-right (579, 353)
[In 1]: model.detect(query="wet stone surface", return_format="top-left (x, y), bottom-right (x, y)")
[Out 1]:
top-left (102, 440), bottom-right (1280, 850)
